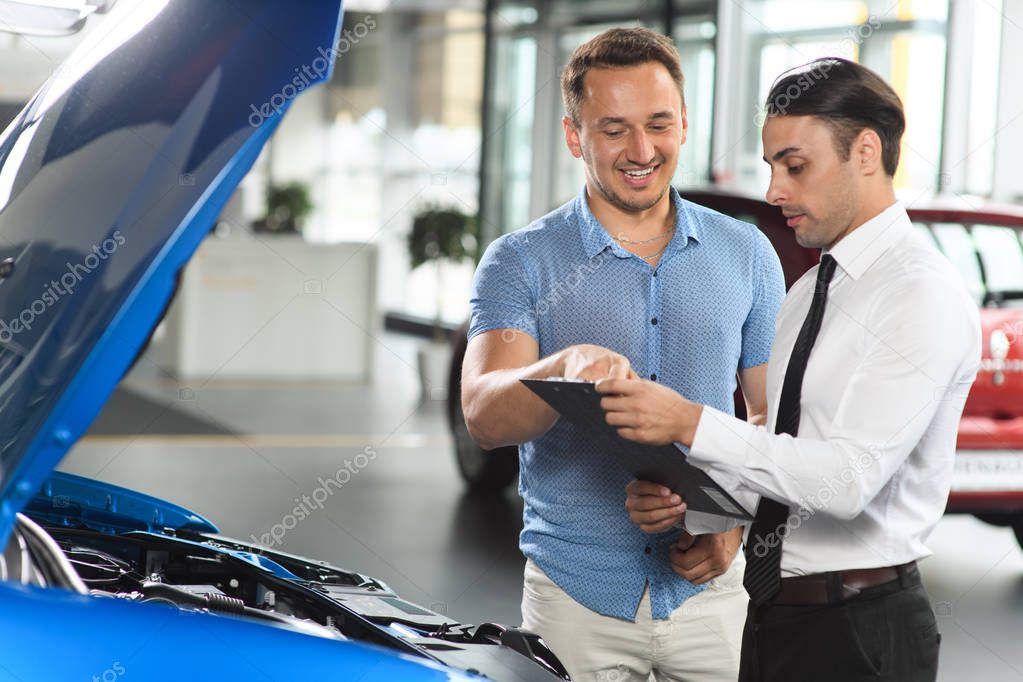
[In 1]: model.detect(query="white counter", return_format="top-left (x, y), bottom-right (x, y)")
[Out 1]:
top-left (153, 234), bottom-right (377, 381)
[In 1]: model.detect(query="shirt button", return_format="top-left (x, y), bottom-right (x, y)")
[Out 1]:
top-left (650, 373), bottom-right (657, 381)
top-left (644, 546), bottom-right (652, 555)
top-left (652, 271), bottom-right (658, 277)
top-left (651, 317), bottom-right (658, 325)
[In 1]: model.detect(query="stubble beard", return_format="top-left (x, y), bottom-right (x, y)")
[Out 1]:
top-left (590, 168), bottom-right (672, 214)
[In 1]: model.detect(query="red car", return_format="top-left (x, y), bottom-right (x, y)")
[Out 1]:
top-left (448, 190), bottom-right (1023, 548)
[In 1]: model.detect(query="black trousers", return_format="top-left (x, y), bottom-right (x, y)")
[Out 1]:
top-left (738, 566), bottom-right (941, 682)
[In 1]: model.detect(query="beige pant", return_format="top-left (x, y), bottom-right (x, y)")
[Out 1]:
top-left (521, 557), bottom-right (748, 682)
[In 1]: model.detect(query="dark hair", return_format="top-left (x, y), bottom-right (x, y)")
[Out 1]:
top-left (561, 27), bottom-right (684, 125)
top-left (765, 58), bottom-right (905, 176)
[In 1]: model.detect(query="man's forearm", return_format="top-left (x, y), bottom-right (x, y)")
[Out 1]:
top-left (462, 350), bottom-right (566, 450)
top-left (672, 401), bottom-right (704, 447)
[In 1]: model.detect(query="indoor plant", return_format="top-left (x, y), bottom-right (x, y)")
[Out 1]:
top-left (407, 204), bottom-right (479, 398)
top-left (253, 181), bottom-right (313, 234)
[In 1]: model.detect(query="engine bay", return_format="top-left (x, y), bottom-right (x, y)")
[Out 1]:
top-left (2, 515), bottom-right (569, 681)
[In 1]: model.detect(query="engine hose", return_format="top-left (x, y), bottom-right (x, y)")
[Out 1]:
top-left (140, 581), bottom-right (245, 615)
top-left (136, 581), bottom-right (344, 640)
top-left (205, 591), bottom-right (246, 615)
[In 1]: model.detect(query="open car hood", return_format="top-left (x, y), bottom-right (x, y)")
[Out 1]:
top-left (27, 470), bottom-right (220, 535)
top-left (0, 0), bottom-right (344, 545)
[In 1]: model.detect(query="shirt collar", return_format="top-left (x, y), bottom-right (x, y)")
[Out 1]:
top-left (825, 201), bottom-right (910, 280)
top-left (575, 184), bottom-right (700, 260)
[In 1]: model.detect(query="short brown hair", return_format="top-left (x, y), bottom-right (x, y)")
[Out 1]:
top-left (561, 27), bottom-right (685, 125)
top-left (765, 58), bottom-right (905, 176)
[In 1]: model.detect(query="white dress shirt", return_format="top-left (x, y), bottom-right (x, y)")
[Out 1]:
top-left (685, 202), bottom-right (981, 576)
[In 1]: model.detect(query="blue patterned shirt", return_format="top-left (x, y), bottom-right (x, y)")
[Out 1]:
top-left (468, 185), bottom-right (785, 620)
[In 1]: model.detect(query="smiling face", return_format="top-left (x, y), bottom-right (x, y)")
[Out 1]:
top-left (762, 115), bottom-right (862, 250)
top-left (563, 62), bottom-right (687, 215)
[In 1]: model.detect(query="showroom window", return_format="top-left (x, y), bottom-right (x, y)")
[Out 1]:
top-left (735, 0), bottom-right (950, 193)
top-left (304, 7), bottom-right (487, 324)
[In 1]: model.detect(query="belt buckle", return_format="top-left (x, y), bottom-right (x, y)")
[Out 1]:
top-left (840, 583), bottom-right (862, 601)
top-left (827, 572), bottom-right (862, 604)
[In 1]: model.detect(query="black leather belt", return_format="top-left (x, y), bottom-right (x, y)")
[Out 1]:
top-left (772, 562), bottom-right (917, 605)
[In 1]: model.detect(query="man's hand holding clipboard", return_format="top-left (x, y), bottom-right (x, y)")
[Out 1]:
top-left (596, 374), bottom-right (704, 447)
top-left (520, 377), bottom-right (753, 521)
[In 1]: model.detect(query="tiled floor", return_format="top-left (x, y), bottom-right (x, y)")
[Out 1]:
top-left (57, 334), bottom-right (1023, 681)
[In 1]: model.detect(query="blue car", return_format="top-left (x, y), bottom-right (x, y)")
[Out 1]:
top-left (0, 2), bottom-right (567, 679)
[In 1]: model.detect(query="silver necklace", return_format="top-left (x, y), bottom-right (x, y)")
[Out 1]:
top-left (638, 242), bottom-right (671, 261)
top-left (613, 229), bottom-right (673, 245)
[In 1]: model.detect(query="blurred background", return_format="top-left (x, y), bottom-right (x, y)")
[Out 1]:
top-left (4, 2), bottom-right (1022, 680)
top-left (5, 0), bottom-right (1010, 333)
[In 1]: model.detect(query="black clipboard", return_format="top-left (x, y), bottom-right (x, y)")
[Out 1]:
top-left (522, 378), bottom-right (753, 521)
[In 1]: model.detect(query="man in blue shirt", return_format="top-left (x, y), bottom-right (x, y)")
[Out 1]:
top-left (461, 27), bottom-right (784, 681)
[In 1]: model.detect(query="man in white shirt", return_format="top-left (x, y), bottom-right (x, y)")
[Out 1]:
top-left (595, 58), bottom-right (981, 681)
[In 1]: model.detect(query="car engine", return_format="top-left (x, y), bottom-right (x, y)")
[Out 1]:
top-left (3, 513), bottom-right (569, 681)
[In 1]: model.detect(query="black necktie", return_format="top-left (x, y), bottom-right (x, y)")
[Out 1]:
top-left (743, 254), bottom-right (838, 606)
